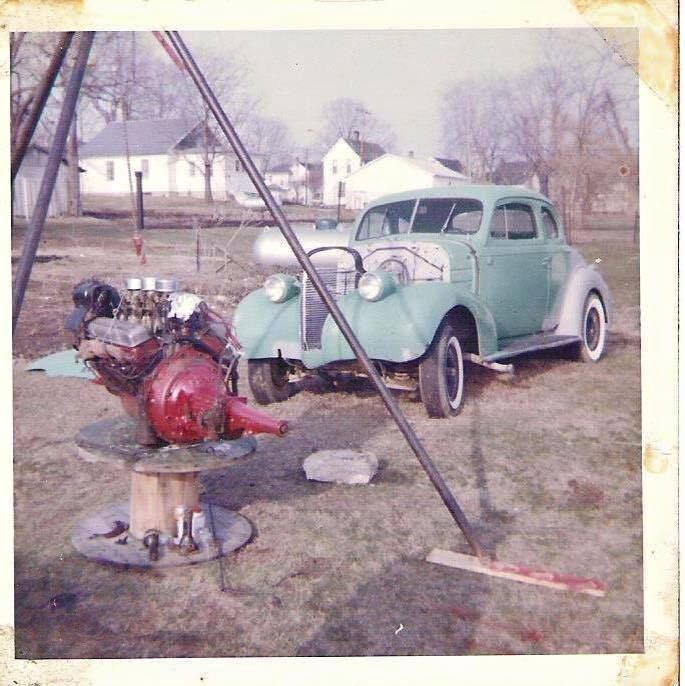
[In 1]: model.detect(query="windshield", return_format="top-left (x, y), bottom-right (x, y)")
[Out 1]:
top-left (355, 200), bottom-right (415, 240)
top-left (355, 197), bottom-right (483, 239)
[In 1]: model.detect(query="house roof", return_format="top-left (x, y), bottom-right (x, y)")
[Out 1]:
top-left (80, 118), bottom-right (199, 157)
top-left (432, 157), bottom-right (464, 173)
top-left (267, 163), bottom-right (292, 174)
top-left (28, 143), bottom-right (86, 171)
top-left (347, 153), bottom-right (468, 181)
top-left (343, 137), bottom-right (385, 163)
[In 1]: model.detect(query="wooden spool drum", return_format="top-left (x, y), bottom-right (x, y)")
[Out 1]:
top-left (72, 416), bottom-right (257, 567)
top-left (129, 471), bottom-right (200, 539)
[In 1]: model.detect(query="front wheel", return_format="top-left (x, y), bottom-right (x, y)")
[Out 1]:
top-left (247, 359), bottom-right (291, 404)
top-left (418, 322), bottom-right (465, 418)
top-left (575, 293), bottom-right (607, 362)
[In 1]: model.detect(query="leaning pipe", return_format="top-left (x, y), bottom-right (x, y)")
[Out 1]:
top-left (164, 30), bottom-right (486, 559)
top-left (11, 32), bottom-right (75, 183)
top-left (12, 32), bottom-right (94, 336)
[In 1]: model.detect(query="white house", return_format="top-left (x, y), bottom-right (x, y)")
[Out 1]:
top-left (290, 160), bottom-right (323, 205)
top-left (343, 154), bottom-right (470, 209)
top-left (264, 163), bottom-right (292, 199)
top-left (13, 143), bottom-right (81, 219)
top-left (79, 118), bottom-right (264, 200)
top-left (321, 132), bottom-right (385, 206)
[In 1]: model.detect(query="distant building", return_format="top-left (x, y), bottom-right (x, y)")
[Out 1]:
top-left (291, 160), bottom-right (323, 205)
top-left (264, 162), bottom-right (292, 197)
top-left (343, 153), bottom-right (469, 210)
top-left (264, 159), bottom-right (323, 205)
top-left (322, 131), bottom-right (385, 206)
top-left (13, 144), bottom-right (83, 219)
top-left (79, 118), bottom-right (264, 200)
top-left (490, 160), bottom-right (541, 192)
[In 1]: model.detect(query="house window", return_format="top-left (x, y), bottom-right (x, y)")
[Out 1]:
top-left (188, 161), bottom-right (195, 177)
top-left (332, 161), bottom-right (338, 175)
top-left (346, 162), bottom-right (352, 175)
top-left (106, 160), bottom-right (115, 181)
top-left (235, 159), bottom-right (241, 172)
top-left (141, 159), bottom-right (149, 179)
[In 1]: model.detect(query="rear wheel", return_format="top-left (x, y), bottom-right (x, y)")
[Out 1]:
top-left (418, 322), bottom-right (465, 418)
top-left (575, 293), bottom-right (607, 362)
top-left (247, 359), bottom-right (291, 404)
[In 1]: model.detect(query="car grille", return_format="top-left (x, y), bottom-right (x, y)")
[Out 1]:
top-left (301, 268), bottom-right (357, 350)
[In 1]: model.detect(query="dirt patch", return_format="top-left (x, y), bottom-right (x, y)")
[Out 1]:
top-left (12, 217), bottom-right (642, 657)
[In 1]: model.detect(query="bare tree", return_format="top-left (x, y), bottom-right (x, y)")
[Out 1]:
top-left (243, 115), bottom-right (292, 172)
top-left (440, 79), bottom-right (508, 180)
top-left (319, 97), bottom-right (396, 151)
top-left (440, 30), bottom-right (637, 232)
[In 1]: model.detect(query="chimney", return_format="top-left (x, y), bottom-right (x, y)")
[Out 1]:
top-left (352, 130), bottom-right (360, 142)
top-left (408, 150), bottom-right (414, 158)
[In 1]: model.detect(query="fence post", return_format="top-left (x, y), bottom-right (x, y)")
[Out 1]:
top-left (135, 170), bottom-right (144, 231)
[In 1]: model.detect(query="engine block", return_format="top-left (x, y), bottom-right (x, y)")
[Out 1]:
top-left (66, 276), bottom-right (288, 445)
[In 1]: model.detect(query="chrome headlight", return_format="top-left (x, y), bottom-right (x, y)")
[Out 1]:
top-left (263, 274), bottom-right (299, 303)
top-left (358, 271), bottom-right (397, 302)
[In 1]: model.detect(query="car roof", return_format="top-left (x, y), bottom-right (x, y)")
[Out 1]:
top-left (365, 184), bottom-right (550, 207)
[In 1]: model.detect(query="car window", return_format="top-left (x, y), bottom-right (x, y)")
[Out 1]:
top-left (356, 200), bottom-right (415, 240)
top-left (541, 206), bottom-right (559, 239)
top-left (409, 198), bottom-right (484, 234)
top-left (489, 202), bottom-right (537, 240)
top-left (412, 199), bottom-right (454, 233)
top-left (446, 200), bottom-right (483, 235)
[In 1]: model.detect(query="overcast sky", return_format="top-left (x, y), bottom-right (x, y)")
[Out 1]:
top-left (148, 29), bottom-right (636, 159)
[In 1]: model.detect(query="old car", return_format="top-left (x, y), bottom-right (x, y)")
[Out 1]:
top-left (233, 185), bottom-right (611, 417)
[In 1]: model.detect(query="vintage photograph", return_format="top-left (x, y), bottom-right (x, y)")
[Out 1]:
top-left (11, 27), bottom-right (643, 659)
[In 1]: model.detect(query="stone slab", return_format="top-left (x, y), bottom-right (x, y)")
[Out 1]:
top-left (303, 449), bottom-right (378, 485)
top-left (72, 501), bottom-right (253, 568)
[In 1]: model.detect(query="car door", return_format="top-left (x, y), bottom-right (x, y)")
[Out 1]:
top-left (537, 202), bottom-right (571, 327)
top-left (479, 200), bottom-right (549, 340)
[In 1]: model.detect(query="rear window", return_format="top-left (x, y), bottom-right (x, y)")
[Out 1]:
top-left (490, 202), bottom-right (537, 240)
top-left (356, 200), bottom-right (415, 240)
top-left (412, 198), bottom-right (483, 235)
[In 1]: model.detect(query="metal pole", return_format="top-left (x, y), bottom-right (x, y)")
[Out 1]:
top-left (12, 32), bottom-right (94, 337)
top-left (337, 181), bottom-right (342, 223)
top-left (134, 170), bottom-right (144, 231)
top-left (11, 32), bottom-right (75, 182)
top-left (165, 30), bottom-right (486, 559)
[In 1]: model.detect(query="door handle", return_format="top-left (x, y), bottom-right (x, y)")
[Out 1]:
top-left (541, 257), bottom-right (551, 266)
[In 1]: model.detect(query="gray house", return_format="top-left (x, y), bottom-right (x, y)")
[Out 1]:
top-left (13, 144), bottom-right (81, 219)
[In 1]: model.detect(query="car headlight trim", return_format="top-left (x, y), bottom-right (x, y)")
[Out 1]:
top-left (264, 274), bottom-right (299, 303)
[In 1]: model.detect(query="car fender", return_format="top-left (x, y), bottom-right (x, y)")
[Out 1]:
top-left (233, 289), bottom-right (302, 360)
top-left (318, 282), bottom-right (499, 364)
top-left (556, 265), bottom-right (612, 337)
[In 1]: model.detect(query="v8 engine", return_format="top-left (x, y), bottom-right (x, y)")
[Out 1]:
top-left (66, 276), bottom-right (288, 445)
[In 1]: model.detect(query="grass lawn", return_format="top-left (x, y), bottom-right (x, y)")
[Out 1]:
top-left (12, 216), bottom-right (642, 657)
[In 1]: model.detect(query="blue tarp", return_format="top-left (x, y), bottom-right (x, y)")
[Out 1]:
top-left (25, 350), bottom-right (94, 379)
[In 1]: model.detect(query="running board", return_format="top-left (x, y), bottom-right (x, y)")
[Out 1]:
top-left (484, 334), bottom-right (581, 363)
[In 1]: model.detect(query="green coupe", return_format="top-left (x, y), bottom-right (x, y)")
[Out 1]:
top-left (233, 185), bottom-right (612, 417)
